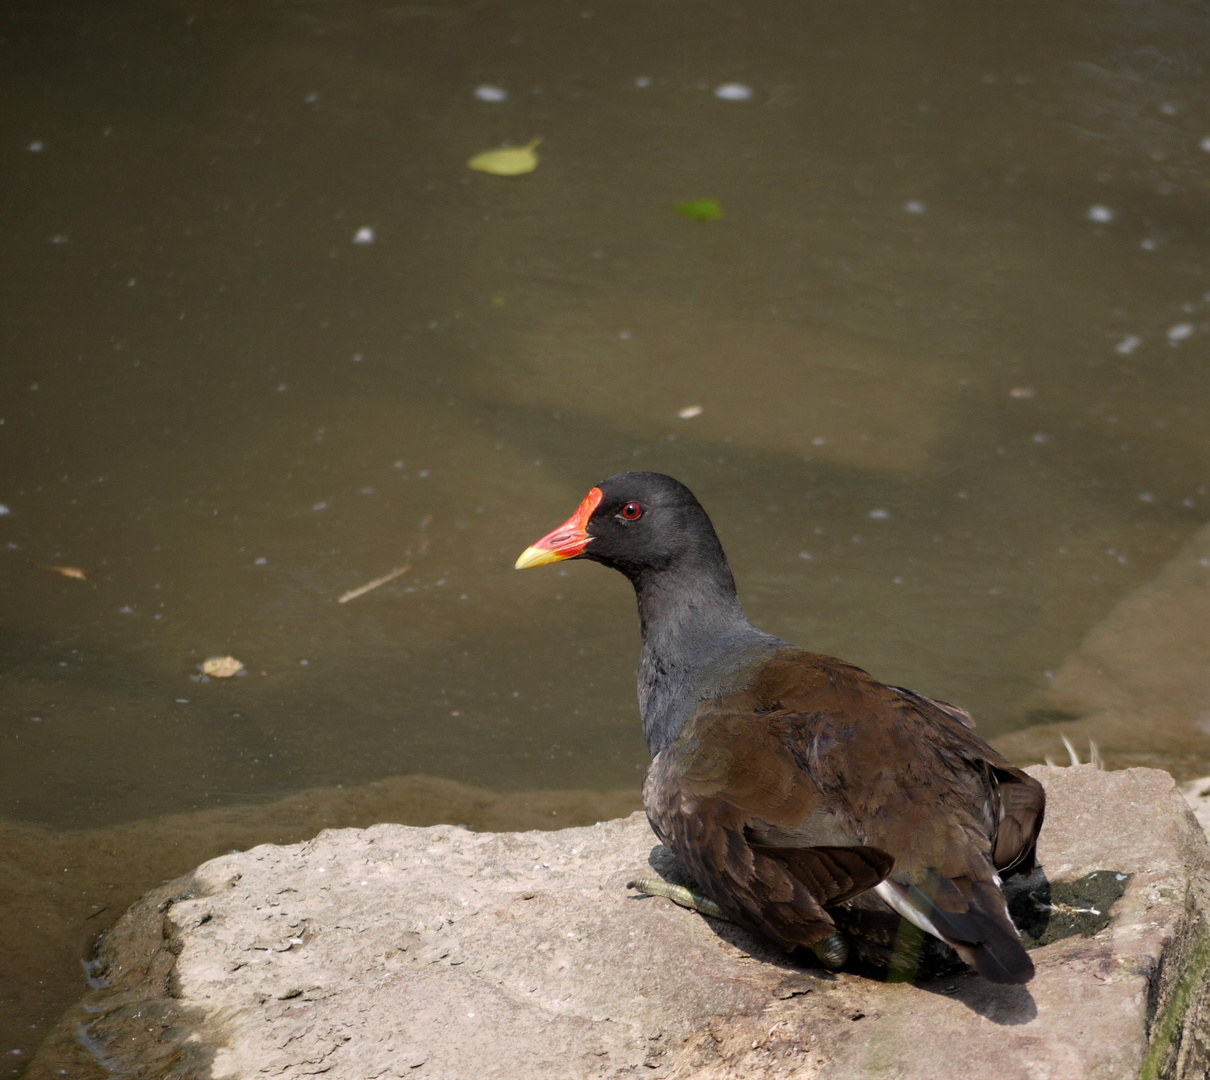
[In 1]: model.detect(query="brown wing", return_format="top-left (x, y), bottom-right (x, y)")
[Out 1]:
top-left (643, 704), bottom-right (893, 952)
top-left (887, 684), bottom-right (976, 728)
top-left (746, 650), bottom-right (1044, 883)
top-left (644, 648), bottom-right (1045, 982)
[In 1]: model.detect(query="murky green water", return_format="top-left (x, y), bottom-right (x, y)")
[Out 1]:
top-left (2, 0), bottom-right (1208, 1068)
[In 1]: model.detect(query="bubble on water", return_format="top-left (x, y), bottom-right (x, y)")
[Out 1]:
top-left (474, 85), bottom-right (508, 103)
top-left (714, 83), bottom-right (753, 101)
top-left (903, 200), bottom-right (927, 215)
top-left (1116, 335), bottom-right (1142, 354)
top-left (353, 227), bottom-right (375, 244)
top-left (1167, 323), bottom-right (1194, 342)
top-left (1087, 205), bottom-right (1114, 223)
top-left (635, 76), bottom-right (651, 88)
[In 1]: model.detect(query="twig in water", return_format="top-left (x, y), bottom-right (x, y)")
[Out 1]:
top-left (337, 513), bottom-right (434, 603)
top-left (337, 559), bottom-right (412, 604)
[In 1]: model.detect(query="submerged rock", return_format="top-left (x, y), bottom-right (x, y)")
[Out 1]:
top-left (999, 522), bottom-right (1210, 777)
top-left (471, 299), bottom-right (964, 475)
top-left (28, 765), bottom-right (1210, 1079)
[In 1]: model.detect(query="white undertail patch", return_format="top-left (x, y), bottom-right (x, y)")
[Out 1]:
top-left (874, 881), bottom-right (945, 942)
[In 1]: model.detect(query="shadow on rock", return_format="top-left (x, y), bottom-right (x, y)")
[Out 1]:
top-left (635, 845), bottom-right (1130, 1027)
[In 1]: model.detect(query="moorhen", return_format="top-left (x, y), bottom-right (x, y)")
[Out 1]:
top-left (516, 472), bottom-right (1045, 985)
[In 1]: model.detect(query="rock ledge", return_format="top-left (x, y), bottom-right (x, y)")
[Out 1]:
top-left (31, 766), bottom-right (1210, 1080)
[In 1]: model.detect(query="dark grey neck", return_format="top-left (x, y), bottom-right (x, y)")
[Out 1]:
top-left (631, 561), bottom-right (786, 757)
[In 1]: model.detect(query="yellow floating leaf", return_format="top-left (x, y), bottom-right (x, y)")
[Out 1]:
top-left (468, 138), bottom-right (540, 176)
top-left (202, 655), bottom-right (245, 678)
top-left (37, 564), bottom-right (87, 580)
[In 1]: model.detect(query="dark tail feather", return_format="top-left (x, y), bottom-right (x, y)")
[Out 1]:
top-left (947, 928), bottom-right (1035, 984)
top-left (886, 877), bottom-right (1035, 985)
top-left (927, 879), bottom-right (1034, 985)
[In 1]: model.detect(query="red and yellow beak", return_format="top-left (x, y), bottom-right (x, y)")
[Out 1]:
top-left (514, 487), bottom-right (603, 570)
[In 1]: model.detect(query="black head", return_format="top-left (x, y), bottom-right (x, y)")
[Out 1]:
top-left (515, 472), bottom-right (732, 586)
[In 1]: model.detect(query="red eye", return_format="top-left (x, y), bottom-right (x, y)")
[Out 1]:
top-left (620, 502), bottom-right (643, 520)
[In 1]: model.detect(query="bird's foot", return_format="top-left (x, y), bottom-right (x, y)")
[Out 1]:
top-left (627, 878), bottom-right (850, 971)
top-left (626, 877), bottom-right (726, 919)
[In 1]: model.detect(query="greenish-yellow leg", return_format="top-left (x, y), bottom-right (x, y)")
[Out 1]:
top-left (627, 877), bottom-right (726, 918)
top-left (626, 877), bottom-right (849, 970)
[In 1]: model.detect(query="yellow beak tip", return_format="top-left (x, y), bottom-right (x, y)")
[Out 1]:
top-left (515, 546), bottom-right (560, 570)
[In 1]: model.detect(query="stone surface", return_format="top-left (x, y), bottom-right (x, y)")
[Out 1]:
top-left (2, 774), bottom-right (640, 1072)
top-left (1181, 777), bottom-right (1210, 839)
top-left (30, 765), bottom-right (1210, 1079)
top-left (998, 522), bottom-right (1210, 778)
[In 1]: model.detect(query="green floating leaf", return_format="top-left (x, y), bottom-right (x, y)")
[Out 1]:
top-left (672, 198), bottom-right (722, 222)
top-left (468, 138), bottom-right (541, 176)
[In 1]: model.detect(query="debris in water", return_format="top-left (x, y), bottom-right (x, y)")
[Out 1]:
top-left (201, 655), bottom-right (245, 678)
top-left (37, 564), bottom-right (87, 580)
top-left (337, 562), bottom-right (413, 604)
top-left (672, 198), bottom-right (722, 222)
top-left (468, 139), bottom-right (540, 176)
top-left (338, 515), bottom-right (431, 603)
top-left (714, 82), bottom-right (753, 101)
